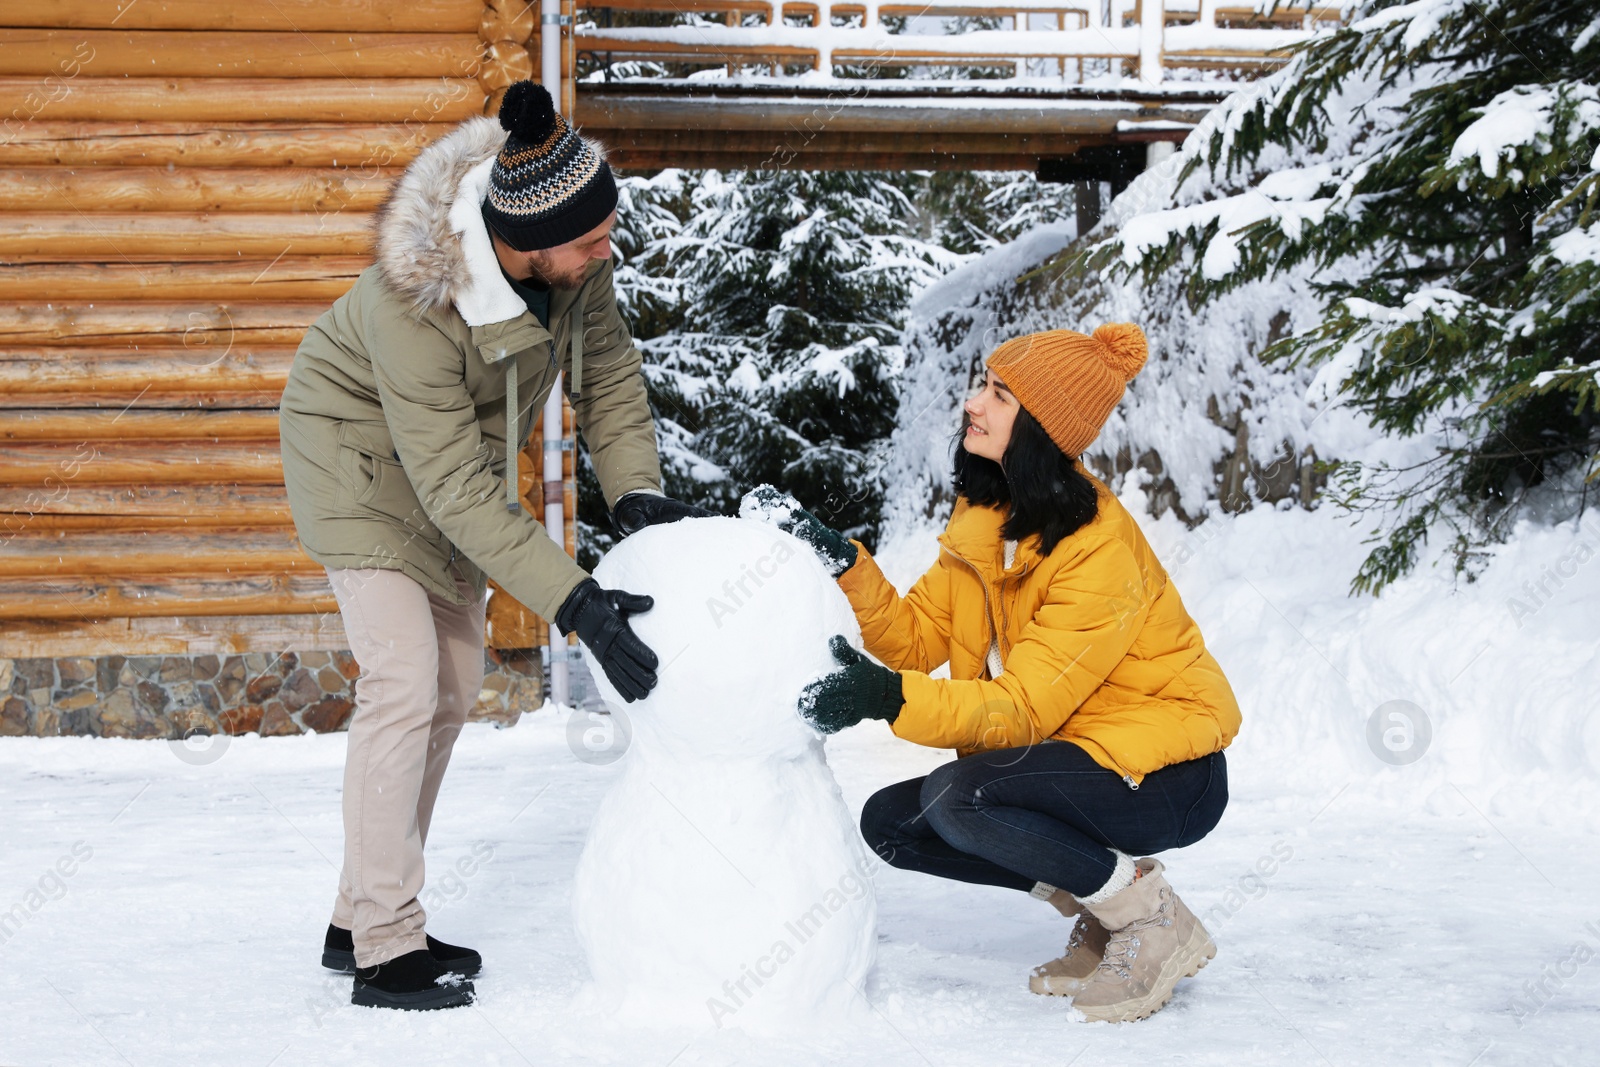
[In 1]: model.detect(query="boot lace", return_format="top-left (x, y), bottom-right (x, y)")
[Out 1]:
top-left (1094, 886), bottom-right (1174, 979)
top-left (1064, 913), bottom-right (1099, 953)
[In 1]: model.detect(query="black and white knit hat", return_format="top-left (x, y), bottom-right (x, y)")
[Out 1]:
top-left (482, 81), bottom-right (617, 252)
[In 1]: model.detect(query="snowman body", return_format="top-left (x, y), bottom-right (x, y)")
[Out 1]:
top-left (572, 516), bottom-right (877, 1031)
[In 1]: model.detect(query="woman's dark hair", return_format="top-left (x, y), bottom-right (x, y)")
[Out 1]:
top-left (951, 404), bottom-right (1099, 557)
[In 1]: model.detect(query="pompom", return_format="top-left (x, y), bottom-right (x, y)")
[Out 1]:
top-left (1091, 323), bottom-right (1148, 381)
top-left (498, 80), bottom-right (558, 143)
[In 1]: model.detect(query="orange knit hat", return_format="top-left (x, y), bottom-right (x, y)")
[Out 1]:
top-left (983, 324), bottom-right (1148, 456)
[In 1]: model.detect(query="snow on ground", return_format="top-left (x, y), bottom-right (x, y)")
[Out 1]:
top-left (3, 499), bottom-right (1598, 1066)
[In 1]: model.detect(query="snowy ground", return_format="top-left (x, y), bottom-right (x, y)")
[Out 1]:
top-left (3, 501), bottom-right (1597, 1066)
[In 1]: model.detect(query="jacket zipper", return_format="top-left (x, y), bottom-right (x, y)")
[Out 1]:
top-left (999, 574), bottom-right (1009, 661)
top-left (996, 560), bottom-right (1036, 661)
top-left (947, 542), bottom-right (1037, 674)
top-left (947, 549), bottom-right (1001, 676)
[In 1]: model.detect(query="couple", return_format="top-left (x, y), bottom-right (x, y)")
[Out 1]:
top-left (278, 80), bottom-right (1241, 1024)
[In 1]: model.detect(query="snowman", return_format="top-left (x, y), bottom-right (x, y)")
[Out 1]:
top-left (571, 510), bottom-right (878, 1031)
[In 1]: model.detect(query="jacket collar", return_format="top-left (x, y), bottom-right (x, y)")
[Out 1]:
top-left (373, 116), bottom-right (531, 334)
top-left (939, 497), bottom-right (1046, 579)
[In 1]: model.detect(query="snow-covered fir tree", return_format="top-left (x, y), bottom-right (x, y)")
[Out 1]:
top-left (575, 164), bottom-right (1089, 568)
top-left (653, 169), bottom-right (954, 534)
top-left (574, 170), bottom-right (690, 567)
top-left (1082, 0), bottom-right (1600, 592)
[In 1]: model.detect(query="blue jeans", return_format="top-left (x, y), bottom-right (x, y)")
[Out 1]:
top-left (860, 741), bottom-right (1228, 898)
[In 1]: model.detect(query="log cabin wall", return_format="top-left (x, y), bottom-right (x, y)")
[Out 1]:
top-left (0, 0), bottom-right (580, 737)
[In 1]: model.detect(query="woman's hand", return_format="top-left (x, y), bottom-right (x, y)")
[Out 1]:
top-left (745, 485), bottom-right (858, 577)
top-left (798, 635), bottom-right (904, 733)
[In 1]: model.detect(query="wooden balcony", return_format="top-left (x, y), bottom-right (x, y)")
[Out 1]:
top-left (571, 0), bottom-right (1346, 168)
top-left (575, 0), bottom-right (1341, 79)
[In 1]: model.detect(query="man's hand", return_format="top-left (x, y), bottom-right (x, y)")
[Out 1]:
top-left (744, 485), bottom-right (857, 578)
top-left (610, 491), bottom-right (713, 538)
top-left (554, 577), bottom-right (659, 702)
top-left (797, 635), bottom-right (903, 734)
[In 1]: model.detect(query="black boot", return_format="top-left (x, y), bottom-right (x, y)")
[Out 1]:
top-left (423, 934), bottom-right (484, 978)
top-left (321, 924), bottom-right (357, 972)
top-left (323, 924), bottom-right (483, 978)
top-left (350, 948), bottom-right (475, 1011)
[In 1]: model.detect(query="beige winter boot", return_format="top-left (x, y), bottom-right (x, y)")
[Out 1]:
top-left (1028, 882), bottom-right (1109, 996)
top-left (1071, 857), bottom-right (1215, 1023)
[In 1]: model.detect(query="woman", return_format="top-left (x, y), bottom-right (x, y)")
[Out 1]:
top-left (781, 324), bottom-right (1241, 1024)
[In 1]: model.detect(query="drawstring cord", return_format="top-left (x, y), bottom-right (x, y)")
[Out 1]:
top-left (569, 300), bottom-right (583, 403)
top-left (505, 358), bottom-right (520, 511)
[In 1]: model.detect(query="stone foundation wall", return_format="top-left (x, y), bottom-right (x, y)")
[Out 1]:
top-left (0, 648), bottom-right (547, 739)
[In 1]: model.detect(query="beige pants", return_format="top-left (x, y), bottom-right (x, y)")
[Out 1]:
top-left (324, 565), bottom-right (487, 967)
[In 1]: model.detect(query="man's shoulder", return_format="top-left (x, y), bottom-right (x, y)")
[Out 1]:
top-left (350, 264), bottom-right (471, 340)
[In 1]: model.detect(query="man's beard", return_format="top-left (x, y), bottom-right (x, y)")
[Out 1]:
top-left (526, 256), bottom-right (590, 291)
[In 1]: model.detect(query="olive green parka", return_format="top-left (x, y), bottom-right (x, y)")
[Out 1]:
top-left (278, 116), bottom-right (662, 621)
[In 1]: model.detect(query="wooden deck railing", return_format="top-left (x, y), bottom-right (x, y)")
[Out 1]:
top-left (576, 0), bottom-right (1344, 81)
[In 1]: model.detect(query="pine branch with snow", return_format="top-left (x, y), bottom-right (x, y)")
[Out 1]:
top-left (1084, 0), bottom-right (1600, 592)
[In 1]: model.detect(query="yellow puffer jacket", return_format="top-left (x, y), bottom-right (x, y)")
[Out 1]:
top-left (836, 472), bottom-right (1241, 785)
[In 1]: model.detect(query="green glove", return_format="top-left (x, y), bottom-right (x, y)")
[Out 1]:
top-left (745, 485), bottom-right (858, 578)
top-left (798, 635), bottom-right (904, 734)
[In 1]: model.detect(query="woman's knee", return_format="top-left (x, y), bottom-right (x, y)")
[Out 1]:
top-left (859, 778), bottom-right (928, 866)
top-left (918, 757), bottom-right (990, 848)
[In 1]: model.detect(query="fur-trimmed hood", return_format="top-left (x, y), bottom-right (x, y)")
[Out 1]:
top-left (373, 117), bottom-right (529, 328)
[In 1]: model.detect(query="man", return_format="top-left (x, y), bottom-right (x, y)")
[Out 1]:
top-left (277, 81), bottom-right (707, 1011)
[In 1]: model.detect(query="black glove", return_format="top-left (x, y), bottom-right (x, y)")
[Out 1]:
top-left (554, 577), bottom-right (659, 702)
top-left (611, 491), bottom-right (714, 538)
top-left (797, 635), bottom-right (903, 734)
top-left (746, 485), bottom-right (858, 578)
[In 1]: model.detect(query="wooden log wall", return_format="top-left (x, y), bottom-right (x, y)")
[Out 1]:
top-left (0, 0), bottom-right (576, 659)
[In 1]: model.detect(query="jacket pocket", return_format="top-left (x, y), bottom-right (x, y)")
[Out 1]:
top-left (471, 316), bottom-right (550, 367)
top-left (336, 422), bottom-right (445, 544)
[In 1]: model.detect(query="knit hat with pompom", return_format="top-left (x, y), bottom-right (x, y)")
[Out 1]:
top-left (983, 324), bottom-right (1149, 457)
top-left (482, 81), bottom-right (617, 251)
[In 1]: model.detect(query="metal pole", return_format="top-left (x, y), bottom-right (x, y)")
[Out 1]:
top-left (540, 0), bottom-right (570, 709)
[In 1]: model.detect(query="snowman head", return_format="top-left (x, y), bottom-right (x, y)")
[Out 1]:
top-left (584, 515), bottom-right (862, 764)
